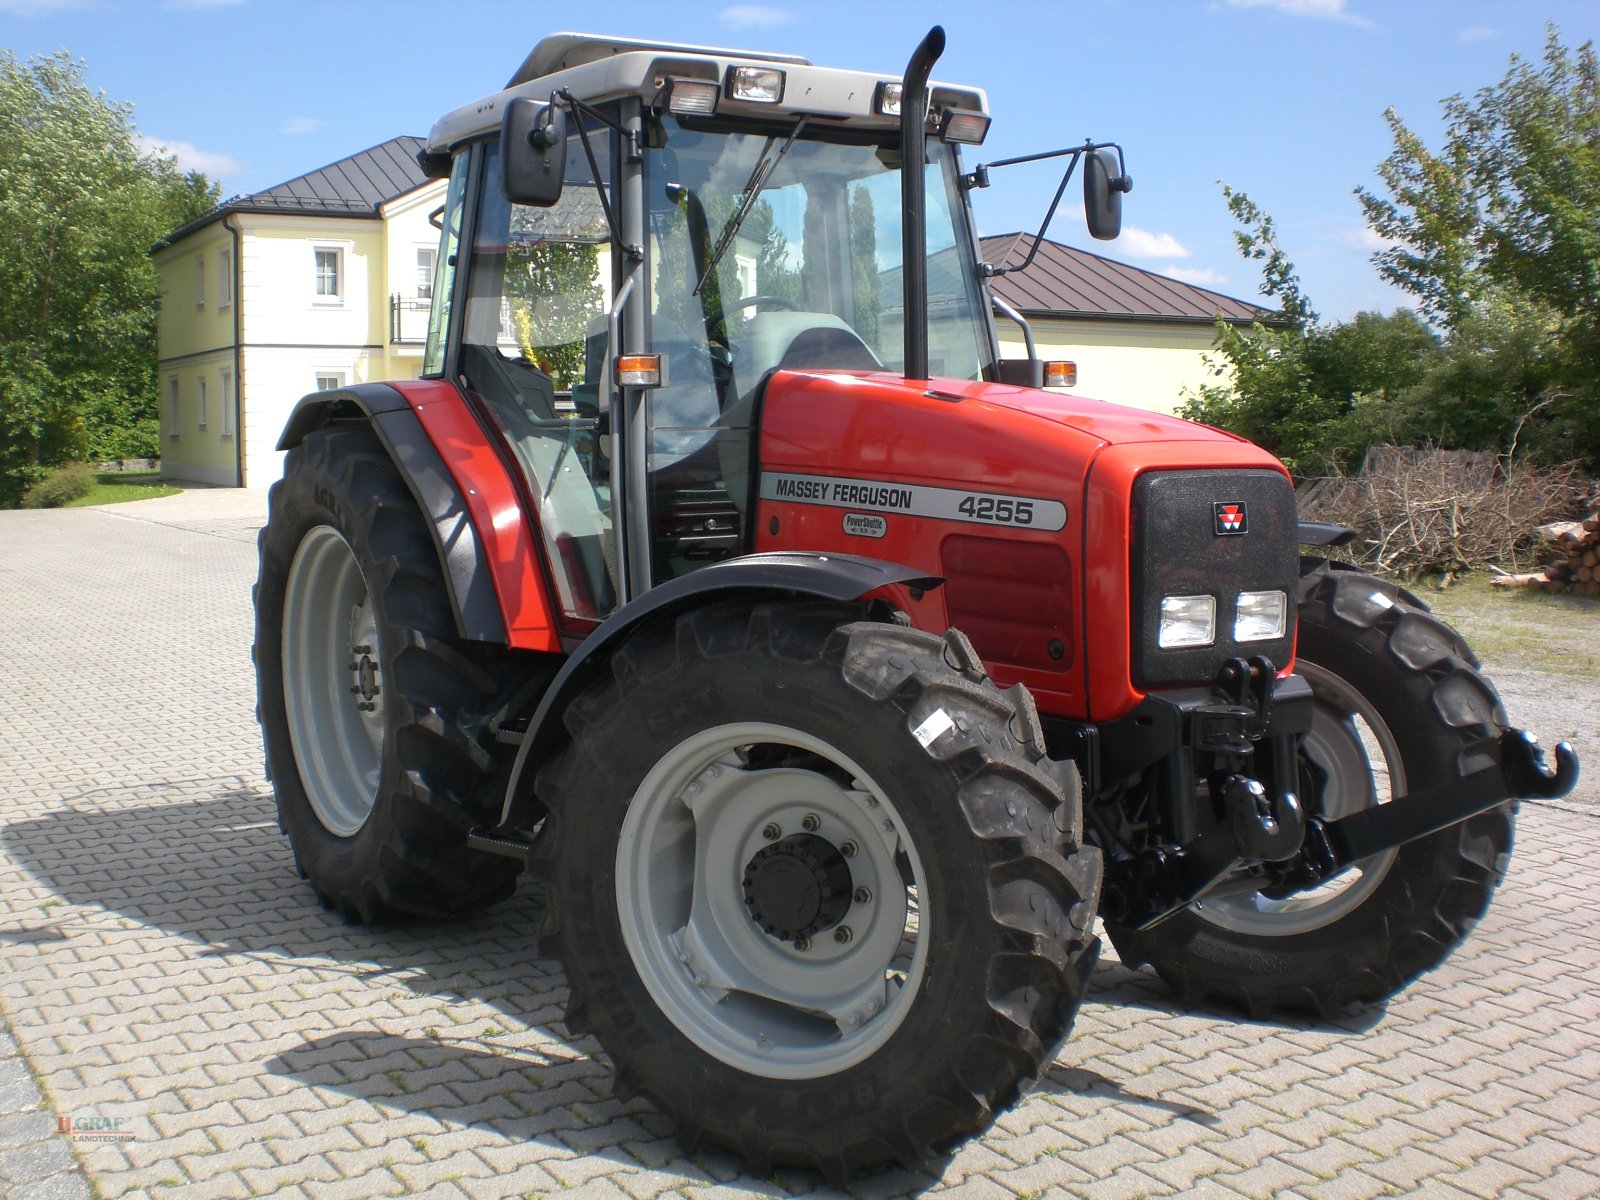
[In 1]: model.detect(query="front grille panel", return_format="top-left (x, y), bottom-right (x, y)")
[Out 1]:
top-left (1130, 469), bottom-right (1298, 687)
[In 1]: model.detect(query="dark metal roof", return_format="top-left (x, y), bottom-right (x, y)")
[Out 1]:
top-left (156, 136), bottom-right (430, 247)
top-left (981, 233), bottom-right (1278, 327)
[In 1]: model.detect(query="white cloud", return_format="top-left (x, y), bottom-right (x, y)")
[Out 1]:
top-left (279, 117), bottom-right (324, 136)
top-left (0, 0), bottom-right (92, 16)
top-left (1339, 226), bottom-right (1396, 252)
top-left (1162, 265), bottom-right (1229, 287)
top-left (720, 5), bottom-right (792, 30)
top-left (1224, 0), bottom-right (1373, 29)
top-left (138, 135), bottom-right (243, 180)
top-left (1458, 26), bottom-right (1500, 44)
top-left (1116, 226), bottom-right (1192, 260)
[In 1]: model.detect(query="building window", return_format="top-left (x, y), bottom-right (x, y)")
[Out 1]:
top-left (314, 247), bottom-right (342, 300)
top-left (217, 248), bottom-right (232, 310)
top-left (219, 368), bottom-right (235, 437)
top-left (416, 247), bottom-right (436, 299)
top-left (315, 372), bottom-right (345, 391)
top-left (168, 377), bottom-right (180, 438)
top-left (195, 256), bottom-right (206, 309)
top-left (197, 376), bottom-right (208, 429)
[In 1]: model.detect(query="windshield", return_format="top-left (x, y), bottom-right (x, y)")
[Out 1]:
top-left (644, 115), bottom-right (992, 399)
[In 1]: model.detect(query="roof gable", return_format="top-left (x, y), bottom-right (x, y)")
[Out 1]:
top-left (981, 233), bottom-right (1276, 326)
top-left (156, 136), bottom-right (430, 248)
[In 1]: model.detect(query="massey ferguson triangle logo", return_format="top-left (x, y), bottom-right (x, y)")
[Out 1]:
top-left (1214, 501), bottom-right (1248, 536)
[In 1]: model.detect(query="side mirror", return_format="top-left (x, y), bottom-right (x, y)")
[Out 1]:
top-left (1084, 147), bottom-right (1132, 241)
top-left (500, 96), bottom-right (567, 207)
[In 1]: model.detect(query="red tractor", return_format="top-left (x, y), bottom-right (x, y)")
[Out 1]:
top-left (254, 27), bottom-right (1576, 1181)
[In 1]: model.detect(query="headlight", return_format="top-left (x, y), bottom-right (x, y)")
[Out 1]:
top-left (1158, 594), bottom-right (1216, 648)
top-left (726, 66), bottom-right (784, 104)
top-left (1234, 590), bottom-right (1287, 642)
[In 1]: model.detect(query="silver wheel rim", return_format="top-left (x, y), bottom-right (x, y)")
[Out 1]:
top-left (281, 525), bottom-right (384, 838)
top-left (1194, 660), bottom-right (1402, 936)
top-left (616, 721), bottom-right (929, 1079)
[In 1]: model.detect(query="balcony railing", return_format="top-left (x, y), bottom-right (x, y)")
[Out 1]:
top-left (390, 295), bottom-right (431, 345)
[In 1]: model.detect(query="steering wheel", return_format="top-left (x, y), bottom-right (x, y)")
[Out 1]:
top-left (706, 293), bottom-right (802, 326)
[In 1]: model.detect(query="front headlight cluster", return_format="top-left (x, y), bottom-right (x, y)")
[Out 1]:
top-left (1158, 590), bottom-right (1286, 649)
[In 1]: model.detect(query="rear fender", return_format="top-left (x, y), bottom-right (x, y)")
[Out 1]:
top-left (278, 381), bottom-right (560, 652)
top-left (497, 552), bottom-right (941, 830)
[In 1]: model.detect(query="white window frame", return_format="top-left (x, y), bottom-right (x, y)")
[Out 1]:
top-left (216, 248), bottom-right (232, 311)
top-left (197, 376), bottom-right (208, 430)
top-left (195, 256), bottom-right (206, 309)
top-left (167, 376), bottom-right (180, 439)
top-left (219, 368), bottom-right (235, 438)
top-left (312, 244), bottom-right (346, 305)
top-left (314, 370), bottom-right (347, 392)
top-left (416, 246), bottom-right (437, 299)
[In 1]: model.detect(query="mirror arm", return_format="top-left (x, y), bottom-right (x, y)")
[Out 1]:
top-left (985, 147), bottom-right (1084, 279)
top-left (551, 88), bottom-right (643, 262)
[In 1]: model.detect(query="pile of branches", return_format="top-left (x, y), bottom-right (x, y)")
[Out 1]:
top-left (1297, 446), bottom-right (1579, 580)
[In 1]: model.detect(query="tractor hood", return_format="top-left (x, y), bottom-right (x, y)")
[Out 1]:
top-left (893, 374), bottom-right (1250, 449)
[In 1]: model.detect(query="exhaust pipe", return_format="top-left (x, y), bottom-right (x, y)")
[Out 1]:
top-left (900, 25), bottom-right (944, 383)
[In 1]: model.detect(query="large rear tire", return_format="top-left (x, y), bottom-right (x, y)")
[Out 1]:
top-left (255, 424), bottom-right (539, 923)
top-left (535, 602), bottom-right (1102, 1181)
top-left (1104, 563), bottom-right (1515, 1018)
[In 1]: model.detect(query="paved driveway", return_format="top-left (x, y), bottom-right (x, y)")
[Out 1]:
top-left (1, 492), bottom-right (1597, 1200)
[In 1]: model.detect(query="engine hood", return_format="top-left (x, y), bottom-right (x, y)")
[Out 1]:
top-left (881, 373), bottom-right (1250, 449)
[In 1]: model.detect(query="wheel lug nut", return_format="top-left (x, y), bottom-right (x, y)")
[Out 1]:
top-left (853, 887), bottom-right (871, 904)
top-left (794, 937), bottom-right (810, 952)
top-left (762, 822), bottom-right (781, 840)
top-left (840, 841), bottom-right (858, 857)
top-left (834, 926), bottom-right (852, 944)
top-left (801, 813), bottom-right (821, 831)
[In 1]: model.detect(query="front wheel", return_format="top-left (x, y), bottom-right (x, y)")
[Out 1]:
top-left (534, 602), bottom-right (1101, 1181)
top-left (1105, 562), bottom-right (1516, 1018)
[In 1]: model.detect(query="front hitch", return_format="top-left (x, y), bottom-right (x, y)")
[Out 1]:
top-left (1294, 729), bottom-right (1579, 884)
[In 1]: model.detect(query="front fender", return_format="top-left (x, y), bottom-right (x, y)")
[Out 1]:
top-left (497, 552), bottom-right (942, 830)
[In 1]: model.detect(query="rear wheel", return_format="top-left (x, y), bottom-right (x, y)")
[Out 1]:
top-left (535, 602), bottom-right (1101, 1180)
top-left (255, 424), bottom-right (540, 922)
top-left (1104, 563), bottom-right (1515, 1018)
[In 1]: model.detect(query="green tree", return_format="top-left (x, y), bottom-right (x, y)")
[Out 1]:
top-left (1357, 24), bottom-right (1600, 464)
top-left (0, 50), bottom-right (217, 504)
top-left (1180, 188), bottom-right (1442, 474)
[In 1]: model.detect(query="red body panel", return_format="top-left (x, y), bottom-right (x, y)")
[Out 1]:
top-left (386, 380), bottom-right (561, 653)
top-left (755, 370), bottom-right (1291, 722)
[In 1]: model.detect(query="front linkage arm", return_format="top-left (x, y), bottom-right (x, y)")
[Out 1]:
top-left (1288, 729), bottom-right (1578, 889)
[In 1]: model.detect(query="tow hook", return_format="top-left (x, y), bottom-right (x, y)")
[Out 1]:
top-left (1223, 774), bottom-right (1304, 860)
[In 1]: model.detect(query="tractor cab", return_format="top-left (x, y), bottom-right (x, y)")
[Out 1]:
top-left (418, 31), bottom-right (1102, 621)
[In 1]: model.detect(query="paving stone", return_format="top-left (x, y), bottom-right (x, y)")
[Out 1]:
top-left (3, 487), bottom-right (1600, 1200)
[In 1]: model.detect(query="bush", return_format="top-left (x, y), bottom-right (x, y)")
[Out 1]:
top-left (20, 462), bottom-right (96, 509)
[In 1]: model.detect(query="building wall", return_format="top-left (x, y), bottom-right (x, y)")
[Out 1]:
top-left (154, 225), bottom-right (243, 485)
top-left (996, 317), bottom-right (1223, 416)
top-left (155, 180), bottom-right (452, 488)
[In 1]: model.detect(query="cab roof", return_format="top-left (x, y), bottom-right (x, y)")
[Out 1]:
top-left (425, 30), bottom-right (988, 156)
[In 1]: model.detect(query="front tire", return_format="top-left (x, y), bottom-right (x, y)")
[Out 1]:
top-left (255, 424), bottom-right (538, 923)
top-left (1105, 562), bottom-right (1516, 1018)
top-left (535, 602), bottom-right (1102, 1180)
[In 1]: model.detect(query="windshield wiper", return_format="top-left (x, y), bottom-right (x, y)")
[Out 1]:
top-left (693, 116), bottom-right (809, 297)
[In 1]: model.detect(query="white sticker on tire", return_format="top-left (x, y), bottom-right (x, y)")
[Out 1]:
top-left (912, 708), bottom-right (956, 749)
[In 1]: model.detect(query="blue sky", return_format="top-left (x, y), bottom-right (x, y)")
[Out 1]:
top-left (5, 0), bottom-right (1596, 321)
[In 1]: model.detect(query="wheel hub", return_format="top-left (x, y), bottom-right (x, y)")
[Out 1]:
top-left (742, 834), bottom-right (853, 941)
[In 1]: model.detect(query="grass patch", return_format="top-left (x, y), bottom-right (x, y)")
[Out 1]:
top-left (1411, 571), bottom-right (1600, 678)
top-left (66, 471), bottom-right (182, 507)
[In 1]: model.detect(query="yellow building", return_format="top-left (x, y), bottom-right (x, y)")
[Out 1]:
top-left (152, 137), bottom-right (446, 487)
top-left (982, 233), bottom-right (1276, 413)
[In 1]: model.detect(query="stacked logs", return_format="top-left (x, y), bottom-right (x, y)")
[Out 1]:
top-left (1494, 510), bottom-right (1600, 594)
